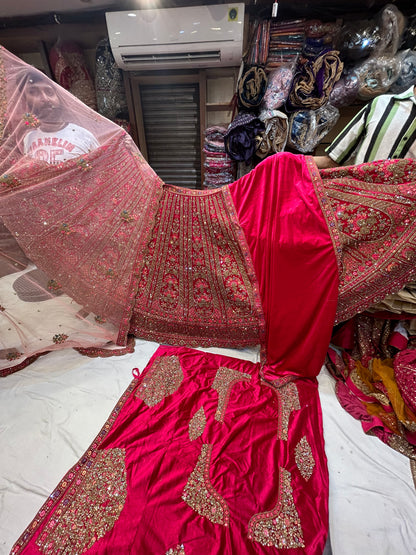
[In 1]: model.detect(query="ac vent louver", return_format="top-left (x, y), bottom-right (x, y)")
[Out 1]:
top-left (121, 51), bottom-right (221, 66)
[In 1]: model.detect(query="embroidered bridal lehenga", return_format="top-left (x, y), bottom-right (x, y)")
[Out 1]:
top-left (2, 47), bottom-right (416, 553)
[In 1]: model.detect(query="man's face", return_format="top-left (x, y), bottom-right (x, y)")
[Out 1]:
top-left (24, 81), bottom-right (61, 122)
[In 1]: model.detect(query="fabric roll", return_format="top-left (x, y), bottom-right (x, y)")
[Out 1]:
top-left (287, 104), bottom-right (339, 154)
top-left (203, 125), bottom-right (235, 189)
top-left (255, 109), bottom-right (288, 158)
top-left (237, 66), bottom-right (268, 110)
top-left (285, 49), bottom-right (343, 111)
top-left (329, 72), bottom-right (359, 107)
top-left (224, 112), bottom-right (265, 162)
top-left (355, 54), bottom-right (402, 100)
top-left (261, 66), bottom-right (294, 110)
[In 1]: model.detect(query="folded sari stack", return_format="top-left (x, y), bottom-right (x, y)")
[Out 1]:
top-left (203, 126), bottom-right (235, 189)
top-left (246, 19), bottom-right (270, 67)
top-left (265, 19), bottom-right (305, 71)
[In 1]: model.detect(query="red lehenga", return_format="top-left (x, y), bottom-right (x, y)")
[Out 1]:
top-left (2, 46), bottom-right (416, 553)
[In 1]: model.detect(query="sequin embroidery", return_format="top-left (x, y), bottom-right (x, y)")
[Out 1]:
top-left (35, 448), bottom-right (127, 554)
top-left (165, 544), bottom-right (185, 555)
top-left (188, 406), bottom-right (207, 441)
top-left (130, 187), bottom-right (263, 348)
top-left (212, 366), bottom-right (251, 422)
top-left (318, 159), bottom-right (416, 322)
top-left (136, 355), bottom-right (184, 407)
top-left (295, 436), bottom-right (315, 481)
top-left (182, 444), bottom-right (230, 526)
top-left (276, 382), bottom-right (300, 441)
top-left (247, 467), bottom-right (305, 548)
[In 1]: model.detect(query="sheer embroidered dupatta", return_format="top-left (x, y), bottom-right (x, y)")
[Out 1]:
top-left (0, 47), bottom-right (160, 375)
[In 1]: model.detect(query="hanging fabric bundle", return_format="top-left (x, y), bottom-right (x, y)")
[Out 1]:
top-left (224, 112), bottom-right (265, 162)
top-left (329, 71), bottom-right (360, 107)
top-left (95, 38), bottom-right (129, 122)
top-left (49, 39), bottom-right (97, 110)
top-left (285, 49), bottom-right (343, 111)
top-left (354, 53), bottom-right (402, 100)
top-left (374, 3), bottom-right (406, 57)
top-left (261, 66), bottom-right (294, 110)
top-left (390, 49), bottom-right (416, 94)
top-left (237, 66), bottom-right (268, 110)
top-left (287, 104), bottom-right (339, 154)
top-left (255, 109), bottom-right (288, 158)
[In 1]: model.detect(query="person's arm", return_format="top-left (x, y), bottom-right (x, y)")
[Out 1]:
top-left (313, 155), bottom-right (338, 169)
top-left (324, 103), bottom-right (371, 166)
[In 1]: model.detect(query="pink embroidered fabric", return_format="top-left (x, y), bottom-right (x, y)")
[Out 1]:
top-left (0, 48), bottom-right (164, 374)
top-left (320, 160), bottom-right (416, 322)
top-left (2, 46), bottom-right (416, 377)
top-left (4, 44), bottom-right (416, 554)
top-left (12, 346), bottom-right (329, 555)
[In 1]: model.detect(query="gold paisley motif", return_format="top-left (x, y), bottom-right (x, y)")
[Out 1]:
top-left (295, 436), bottom-right (315, 481)
top-left (188, 406), bottom-right (207, 441)
top-left (212, 366), bottom-right (251, 423)
top-left (276, 382), bottom-right (300, 441)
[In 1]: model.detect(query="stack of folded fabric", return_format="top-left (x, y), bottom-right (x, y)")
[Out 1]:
top-left (266, 19), bottom-right (305, 71)
top-left (246, 19), bottom-right (271, 66)
top-left (203, 126), bottom-right (235, 189)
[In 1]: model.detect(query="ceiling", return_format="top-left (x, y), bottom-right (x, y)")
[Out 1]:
top-left (0, 0), bottom-right (414, 22)
top-left (0, 0), bottom-right (119, 18)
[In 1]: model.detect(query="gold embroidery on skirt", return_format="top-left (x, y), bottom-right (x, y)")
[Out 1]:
top-left (35, 448), bottom-right (127, 554)
top-left (136, 355), bottom-right (183, 407)
top-left (247, 467), bottom-right (305, 548)
top-left (212, 366), bottom-right (251, 422)
top-left (295, 436), bottom-right (315, 481)
top-left (165, 544), bottom-right (186, 555)
top-left (276, 382), bottom-right (300, 441)
top-left (188, 406), bottom-right (207, 441)
top-left (182, 444), bottom-right (230, 526)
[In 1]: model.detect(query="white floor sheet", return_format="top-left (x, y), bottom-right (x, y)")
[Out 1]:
top-left (1, 341), bottom-right (415, 554)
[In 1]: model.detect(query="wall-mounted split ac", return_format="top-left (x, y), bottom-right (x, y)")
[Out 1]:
top-left (105, 3), bottom-right (245, 71)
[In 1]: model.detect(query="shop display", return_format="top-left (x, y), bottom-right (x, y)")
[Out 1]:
top-left (49, 39), bottom-right (97, 110)
top-left (203, 126), bottom-right (235, 189)
top-left (95, 38), bottom-right (129, 123)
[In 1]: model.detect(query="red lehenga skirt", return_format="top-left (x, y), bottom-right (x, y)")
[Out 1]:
top-left (8, 153), bottom-right (340, 554)
top-left (11, 346), bottom-right (329, 555)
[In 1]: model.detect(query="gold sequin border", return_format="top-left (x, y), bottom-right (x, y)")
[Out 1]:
top-left (10, 378), bottom-right (138, 554)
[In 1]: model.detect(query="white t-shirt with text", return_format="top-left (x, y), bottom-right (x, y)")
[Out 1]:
top-left (23, 123), bottom-right (99, 164)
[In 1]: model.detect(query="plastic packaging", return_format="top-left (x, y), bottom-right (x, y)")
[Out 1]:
top-left (255, 109), bottom-right (288, 158)
top-left (389, 50), bottom-right (416, 94)
top-left (261, 66), bottom-right (294, 110)
top-left (287, 104), bottom-right (339, 154)
top-left (95, 38), bottom-right (129, 121)
top-left (354, 54), bottom-right (402, 100)
top-left (329, 71), bottom-right (360, 107)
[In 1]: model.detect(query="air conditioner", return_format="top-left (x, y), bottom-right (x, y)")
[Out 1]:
top-left (105, 3), bottom-right (245, 71)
